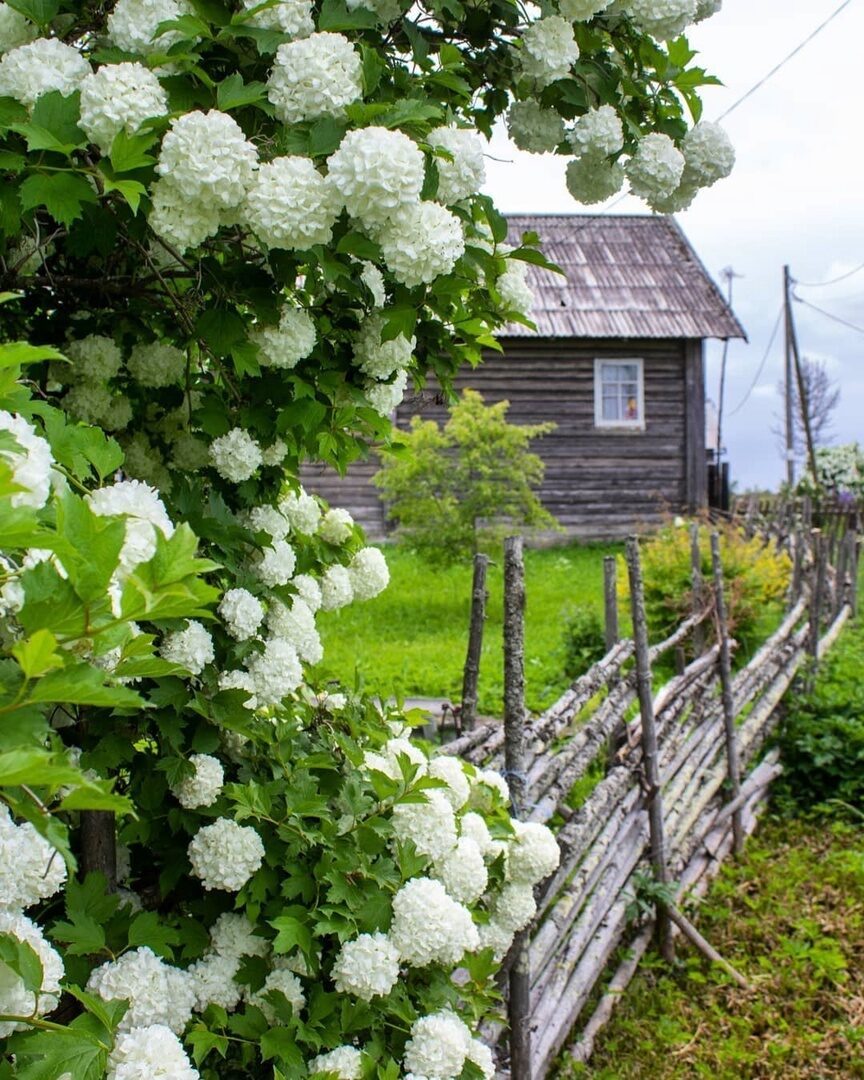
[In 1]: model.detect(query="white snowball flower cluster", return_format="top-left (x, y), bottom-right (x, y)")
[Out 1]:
top-left (568, 104), bottom-right (624, 160)
top-left (267, 32), bottom-right (362, 124)
top-left (244, 156), bottom-right (342, 251)
top-left (262, 439), bottom-right (287, 466)
top-left (247, 966), bottom-right (306, 1021)
top-left (366, 369), bottom-right (408, 416)
top-left (107, 0), bottom-right (195, 55)
top-left (187, 817), bottom-right (265, 891)
top-left (319, 564), bottom-right (353, 610)
top-left (379, 202), bottom-right (465, 288)
top-left (157, 110), bottom-right (258, 209)
top-left (0, 37), bottom-right (89, 107)
top-left (87, 946), bottom-right (196, 1033)
top-left (403, 1010), bottom-right (473, 1078)
top-left (507, 100), bottom-right (565, 154)
top-left (308, 1046), bottom-right (363, 1079)
top-left (694, 0), bottom-right (721, 19)
top-left (257, 538), bottom-right (297, 587)
top-left (209, 427), bottom-right (263, 483)
top-left (0, 912), bottom-right (63, 1037)
top-left (392, 789), bottom-right (458, 862)
top-left (106, 1024), bottom-right (200, 1080)
top-left (65, 333), bottom-right (123, 384)
top-left (0, 4), bottom-right (36, 54)
top-left (280, 489), bottom-right (322, 535)
top-left (171, 753), bottom-right (224, 809)
top-left (161, 620), bottom-right (215, 674)
top-left (434, 836), bottom-right (488, 904)
top-left (628, 0), bottom-right (696, 40)
top-left (0, 411), bottom-right (54, 509)
top-left (363, 734), bottom-right (427, 780)
top-left (625, 133), bottom-right (684, 203)
top-left (353, 314), bottom-right (415, 380)
top-left (127, 340), bottom-right (186, 388)
top-left (219, 587), bottom-right (264, 640)
top-left (88, 479), bottom-right (174, 575)
top-left (359, 260), bottom-right (387, 306)
top-left (327, 127), bottom-right (424, 230)
top-left (119, 433), bottom-right (167, 491)
top-left (240, 0), bottom-right (314, 36)
top-left (188, 951), bottom-right (243, 1011)
top-left (680, 121), bottom-right (735, 189)
top-left (428, 755), bottom-right (471, 809)
top-left (248, 504), bottom-right (289, 540)
top-left (246, 637), bottom-right (303, 705)
top-left (209, 911), bottom-right (269, 961)
top-left (519, 16), bottom-right (579, 88)
top-left (293, 572), bottom-right (323, 611)
top-left (79, 62), bottom-right (168, 153)
top-left (507, 820), bottom-right (561, 884)
top-left (558, 0), bottom-right (612, 18)
top-left (390, 877), bottom-right (479, 966)
top-left (0, 805), bottom-right (67, 909)
top-left (331, 932), bottom-right (400, 1001)
top-left (347, 546), bottom-right (389, 601)
top-left (267, 598), bottom-right (323, 664)
top-left (252, 305), bottom-right (317, 369)
top-left (319, 507), bottom-right (354, 544)
top-left (472, 768), bottom-right (510, 807)
top-left (565, 155), bottom-right (624, 205)
top-left (497, 260), bottom-right (534, 317)
top-left (490, 881), bottom-right (537, 932)
top-left (148, 178), bottom-right (221, 252)
top-left (467, 1038), bottom-right (495, 1080)
top-left (428, 126), bottom-right (486, 205)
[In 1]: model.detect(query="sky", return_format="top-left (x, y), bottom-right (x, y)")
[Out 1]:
top-left (482, 0), bottom-right (864, 491)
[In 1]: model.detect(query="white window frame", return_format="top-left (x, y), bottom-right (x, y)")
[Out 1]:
top-left (593, 358), bottom-right (645, 431)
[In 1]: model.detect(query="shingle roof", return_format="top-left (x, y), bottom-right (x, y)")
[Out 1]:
top-left (504, 214), bottom-right (746, 341)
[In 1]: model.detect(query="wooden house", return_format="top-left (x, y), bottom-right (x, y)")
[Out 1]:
top-left (303, 214), bottom-right (745, 539)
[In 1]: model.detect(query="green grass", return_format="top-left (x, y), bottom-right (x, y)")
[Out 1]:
top-left (312, 542), bottom-right (621, 715)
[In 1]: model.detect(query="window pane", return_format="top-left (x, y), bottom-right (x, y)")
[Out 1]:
top-left (602, 396), bottom-right (619, 421)
top-left (618, 364), bottom-right (639, 381)
top-left (600, 363), bottom-right (620, 384)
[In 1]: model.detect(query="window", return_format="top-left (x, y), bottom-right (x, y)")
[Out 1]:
top-left (594, 358), bottom-right (645, 429)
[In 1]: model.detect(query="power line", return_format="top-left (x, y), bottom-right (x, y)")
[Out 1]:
top-left (716, 0), bottom-right (856, 122)
top-left (794, 294), bottom-right (864, 337)
top-left (793, 261), bottom-right (864, 288)
top-left (727, 305), bottom-right (783, 418)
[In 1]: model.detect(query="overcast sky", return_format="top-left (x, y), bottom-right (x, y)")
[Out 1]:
top-left (483, 0), bottom-right (863, 491)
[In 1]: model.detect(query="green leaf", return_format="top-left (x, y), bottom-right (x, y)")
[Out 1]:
top-left (127, 911), bottom-right (181, 958)
top-left (48, 914), bottom-right (107, 956)
top-left (0, 933), bottom-right (43, 992)
top-left (187, 1027), bottom-right (229, 1066)
top-left (64, 987), bottom-right (129, 1033)
top-left (308, 116), bottom-right (347, 157)
top-left (56, 782), bottom-right (133, 813)
top-left (25, 665), bottom-right (144, 709)
top-left (360, 45), bottom-right (385, 96)
top-left (12, 628), bottom-right (64, 679)
top-left (0, 149), bottom-right (25, 173)
top-left (66, 872), bottom-right (120, 925)
top-left (508, 246), bottom-right (566, 275)
top-left (196, 308), bottom-right (247, 357)
top-left (0, 342), bottom-right (65, 368)
top-left (216, 73), bottom-right (268, 111)
top-left (37, 407), bottom-right (123, 483)
top-left (19, 172), bottom-right (99, 228)
top-left (0, 182), bottom-right (20, 238)
top-left (14, 91), bottom-right (86, 153)
top-left (101, 176), bottom-right (147, 214)
top-left (336, 231), bottom-right (382, 261)
top-left (10, 1013), bottom-right (110, 1080)
top-left (109, 129), bottom-right (159, 173)
top-left (269, 911), bottom-right (313, 957)
top-left (0, 748), bottom-right (82, 788)
top-left (6, 0), bottom-right (59, 24)
top-left (0, 96), bottom-right (27, 131)
top-left (380, 306), bottom-right (416, 342)
top-left (260, 1028), bottom-right (304, 1067)
top-left (317, 0), bottom-right (378, 30)
top-left (54, 492), bottom-right (126, 603)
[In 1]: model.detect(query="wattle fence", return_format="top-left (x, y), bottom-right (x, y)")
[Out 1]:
top-left (442, 517), bottom-right (859, 1077)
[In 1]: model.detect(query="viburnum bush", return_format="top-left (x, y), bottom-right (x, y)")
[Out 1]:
top-left (0, 0), bottom-right (730, 1075)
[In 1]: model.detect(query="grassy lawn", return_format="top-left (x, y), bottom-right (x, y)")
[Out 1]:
top-left (555, 816), bottom-right (864, 1079)
top-left (312, 541), bottom-right (621, 715)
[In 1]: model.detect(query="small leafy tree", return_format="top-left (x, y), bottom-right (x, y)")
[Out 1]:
top-left (375, 389), bottom-right (558, 561)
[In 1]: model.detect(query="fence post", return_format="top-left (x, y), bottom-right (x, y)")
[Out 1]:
top-left (690, 523), bottom-right (704, 657)
top-left (503, 536), bottom-right (531, 1080)
top-left (834, 532), bottom-right (849, 620)
top-left (603, 555), bottom-right (619, 654)
top-left (625, 536), bottom-right (674, 964)
top-left (852, 535), bottom-right (861, 620)
top-left (790, 530), bottom-right (804, 607)
top-left (807, 529), bottom-right (825, 691)
top-left (710, 532), bottom-right (744, 856)
top-left (460, 553), bottom-right (489, 733)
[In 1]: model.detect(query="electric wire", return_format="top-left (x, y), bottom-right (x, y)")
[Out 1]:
top-left (794, 295), bottom-right (864, 337)
top-left (726, 306), bottom-right (783, 417)
top-left (793, 261), bottom-right (864, 288)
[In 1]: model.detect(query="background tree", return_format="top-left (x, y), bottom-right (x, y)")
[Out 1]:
top-left (775, 356), bottom-right (841, 466)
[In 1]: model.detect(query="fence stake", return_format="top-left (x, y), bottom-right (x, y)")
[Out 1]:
top-left (689, 524), bottom-right (704, 658)
top-left (852, 535), bottom-right (861, 621)
top-left (834, 533), bottom-right (849, 620)
top-left (460, 553), bottom-right (489, 733)
top-left (790, 530), bottom-right (804, 608)
top-left (625, 536), bottom-right (674, 963)
top-left (710, 532), bottom-right (744, 856)
top-left (806, 530), bottom-right (825, 692)
top-left (603, 555), bottom-right (619, 654)
top-left (503, 536), bottom-right (531, 1080)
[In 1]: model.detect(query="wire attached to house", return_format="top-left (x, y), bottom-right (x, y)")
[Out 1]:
top-left (726, 305), bottom-right (784, 417)
top-left (793, 294), bottom-right (864, 337)
top-left (793, 261), bottom-right (864, 289)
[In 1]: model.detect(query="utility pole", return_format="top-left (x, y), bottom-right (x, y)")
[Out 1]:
top-left (783, 266), bottom-right (819, 485)
top-left (715, 266), bottom-right (742, 462)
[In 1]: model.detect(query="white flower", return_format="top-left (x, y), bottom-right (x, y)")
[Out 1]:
top-left (267, 598), bottom-right (323, 664)
top-left (292, 572), bottom-right (322, 611)
top-left (107, 0), bottom-right (195, 55)
top-left (367, 735), bottom-right (428, 780)
top-left (127, 340), bottom-right (185, 388)
top-left (519, 16), bottom-right (579, 88)
top-left (308, 1046), bottom-right (362, 1079)
top-left (161, 620), bottom-right (214, 675)
top-left (359, 260), bottom-right (386, 307)
top-left (239, 0), bottom-right (313, 36)
top-left (62, 383), bottom-right (113, 426)
top-left (209, 912), bottom-right (269, 961)
top-left (626, 133), bottom-right (685, 201)
top-left (390, 877), bottom-right (479, 966)
top-left (157, 111), bottom-right (258, 209)
top-left (218, 668), bottom-right (257, 705)
top-left (188, 952), bottom-right (242, 1011)
top-left (87, 947), bottom-right (195, 1033)
top-left (558, 0), bottom-right (612, 18)
top-left (248, 505), bottom-right (289, 540)
top-left (252, 306), bottom-right (317, 369)
top-left (506, 100), bottom-right (566, 154)
top-left (366, 370), bottom-right (407, 416)
top-left (0, 805), bottom-right (66, 910)
top-left (0, 4), bottom-right (35, 53)
top-left (346, 0), bottom-right (401, 20)
top-left (88, 479), bottom-right (174, 575)
top-left (566, 155), bottom-right (625, 204)
top-left (427, 756), bottom-right (470, 810)
top-left (79, 62), bottom-right (168, 152)
top-left (121, 433), bottom-right (171, 493)
top-left (491, 881), bottom-right (537, 932)
top-left (331, 932), bottom-right (400, 1001)
top-left (327, 127), bottom-right (425, 231)
top-left (0, 911), bottom-right (63, 1037)
top-left (279, 488), bottom-right (321, 535)
top-left (347, 546), bottom-right (389, 601)
top-left (391, 789), bottom-right (457, 862)
top-left (568, 104), bottom-right (624, 159)
top-left (209, 428), bottom-right (263, 483)
top-left (477, 917), bottom-right (514, 960)
top-left (65, 334), bottom-right (123, 384)
top-left (148, 177), bottom-right (221, 251)
top-left (319, 564), bottom-right (353, 611)
top-left (467, 1038), bottom-right (495, 1080)
top-left (257, 538), bottom-right (296, 587)
top-left (428, 126), bottom-right (486, 205)
top-left (434, 836), bottom-right (488, 905)
top-left (247, 637), bottom-right (303, 705)
top-left (459, 811), bottom-right (495, 857)
top-left (244, 156), bottom-right (342, 251)
top-left (403, 1010), bottom-right (472, 1079)
top-left (379, 202), bottom-right (465, 287)
top-left (0, 37), bottom-right (89, 107)
top-left (171, 753), bottom-right (224, 809)
top-left (680, 121), bottom-right (735, 189)
top-left (106, 1024), bottom-right (199, 1080)
top-left (171, 432), bottom-right (210, 472)
top-left (266, 32), bottom-right (362, 124)
top-left (218, 587), bottom-right (264, 641)
top-left (262, 439), bottom-right (287, 467)
top-left (694, 0), bottom-right (721, 20)
top-left (247, 967), bottom-right (305, 1021)
top-left (103, 394), bottom-right (134, 432)
top-left (497, 261), bottom-right (534, 317)
top-left (319, 507), bottom-right (354, 544)
top-left (187, 818), bottom-right (265, 891)
top-left (473, 769), bottom-right (510, 805)
top-left (506, 820), bottom-right (560, 885)
top-left (352, 313), bottom-right (415, 381)
top-left (0, 411), bottom-right (54, 509)
top-left (628, 0), bottom-right (697, 40)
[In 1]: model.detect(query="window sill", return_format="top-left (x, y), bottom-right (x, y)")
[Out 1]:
top-left (594, 424), bottom-right (647, 434)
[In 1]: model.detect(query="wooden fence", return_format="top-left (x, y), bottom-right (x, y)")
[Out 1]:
top-left (442, 519), bottom-right (858, 1077)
